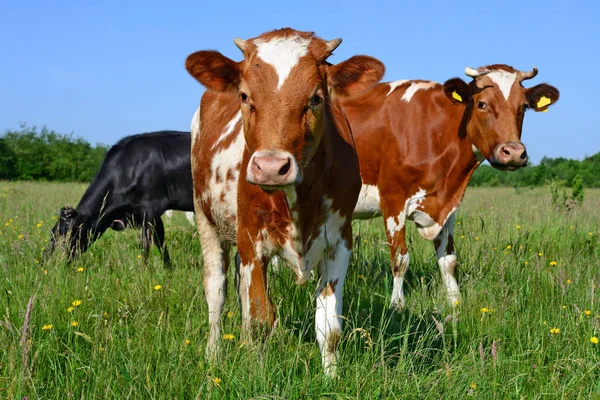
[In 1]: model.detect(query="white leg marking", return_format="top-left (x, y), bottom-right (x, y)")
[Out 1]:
top-left (315, 244), bottom-right (351, 377)
top-left (353, 184), bottom-right (382, 219)
top-left (185, 212), bottom-right (195, 227)
top-left (486, 70), bottom-right (517, 100)
top-left (435, 213), bottom-right (460, 305)
top-left (390, 253), bottom-right (409, 309)
top-left (238, 262), bottom-right (254, 331)
top-left (401, 81), bottom-right (439, 103)
top-left (254, 36), bottom-right (311, 90)
top-left (197, 211), bottom-right (226, 361)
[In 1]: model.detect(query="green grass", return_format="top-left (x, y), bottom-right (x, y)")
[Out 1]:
top-left (1, 182), bottom-right (600, 399)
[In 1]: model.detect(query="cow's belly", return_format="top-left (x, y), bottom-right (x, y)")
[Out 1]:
top-left (352, 184), bottom-right (381, 219)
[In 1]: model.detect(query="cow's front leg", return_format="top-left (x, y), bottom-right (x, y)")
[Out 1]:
top-left (237, 231), bottom-right (274, 337)
top-left (434, 213), bottom-right (460, 306)
top-left (196, 211), bottom-right (229, 361)
top-left (315, 242), bottom-right (351, 377)
top-left (383, 207), bottom-right (409, 310)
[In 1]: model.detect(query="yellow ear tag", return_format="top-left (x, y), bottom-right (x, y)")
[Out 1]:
top-left (452, 91), bottom-right (462, 102)
top-left (537, 96), bottom-right (551, 109)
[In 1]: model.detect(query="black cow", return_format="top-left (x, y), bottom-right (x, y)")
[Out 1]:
top-left (45, 130), bottom-right (194, 267)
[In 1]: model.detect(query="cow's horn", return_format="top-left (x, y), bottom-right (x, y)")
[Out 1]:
top-left (465, 67), bottom-right (491, 77)
top-left (233, 38), bottom-right (248, 53)
top-left (519, 67), bottom-right (538, 81)
top-left (325, 38), bottom-right (343, 55)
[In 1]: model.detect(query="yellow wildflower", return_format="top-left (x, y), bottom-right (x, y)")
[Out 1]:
top-left (461, 235), bottom-right (465, 239)
top-left (480, 307), bottom-right (490, 313)
top-left (549, 327), bottom-right (560, 335)
top-left (99, 347), bottom-right (105, 352)
top-left (36, 222), bottom-right (43, 228)
top-left (591, 337), bottom-right (599, 344)
top-left (18, 234), bottom-right (23, 239)
top-left (72, 300), bottom-right (82, 307)
top-left (506, 245), bottom-right (512, 249)
top-left (454, 300), bottom-right (460, 306)
top-left (566, 279), bottom-right (572, 284)
top-left (549, 261), bottom-right (558, 266)
top-left (154, 284), bottom-right (162, 291)
top-left (67, 307), bottom-right (74, 312)
top-left (41, 324), bottom-right (53, 331)
top-left (590, 232), bottom-right (594, 236)
top-left (213, 377), bottom-right (222, 385)
top-left (585, 310), bottom-right (591, 316)
top-left (516, 225), bottom-right (521, 229)
top-left (525, 261), bottom-right (529, 265)
top-left (185, 339), bottom-right (190, 345)
top-left (538, 252), bottom-right (543, 256)
top-left (71, 321), bottom-right (79, 327)
top-left (137, 254), bottom-right (142, 259)
top-left (475, 236), bottom-right (479, 241)
top-left (226, 311), bottom-right (233, 318)
top-left (77, 267), bottom-right (84, 272)
top-left (43, 269), bottom-right (48, 275)
top-left (223, 334), bottom-right (234, 340)
top-left (562, 305), bottom-right (567, 309)
top-left (470, 382), bottom-right (477, 389)
top-left (104, 311), bottom-right (109, 318)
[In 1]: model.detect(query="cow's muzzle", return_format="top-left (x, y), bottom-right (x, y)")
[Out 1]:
top-left (247, 151), bottom-right (301, 188)
top-left (490, 142), bottom-right (528, 171)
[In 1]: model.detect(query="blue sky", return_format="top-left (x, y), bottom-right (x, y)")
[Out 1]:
top-left (1, 1), bottom-right (597, 163)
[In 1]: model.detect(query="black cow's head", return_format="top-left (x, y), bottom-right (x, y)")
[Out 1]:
top-left (43, 206), bottom-right (91, 262)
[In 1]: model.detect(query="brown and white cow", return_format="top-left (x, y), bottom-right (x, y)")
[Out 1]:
top-left (342, 64), bottom-right (559, 309)
top-left (186, 28), bottom-right (384, 375)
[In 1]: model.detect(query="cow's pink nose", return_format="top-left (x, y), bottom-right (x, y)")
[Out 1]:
top-left (493, 142), bottom-right (528, 167)
top-left (247, 151), bottom-right (300, 187)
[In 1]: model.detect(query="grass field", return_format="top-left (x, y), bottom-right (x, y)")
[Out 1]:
top-left (1, 181), bottom-right (599, 399)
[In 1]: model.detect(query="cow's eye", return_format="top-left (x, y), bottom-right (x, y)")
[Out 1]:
top-left (309, 95), bottom-right (322, 109)
top-left (240, 93), bottom-right (248, 102)
top-left (477, 101), bottom-right (486, 110)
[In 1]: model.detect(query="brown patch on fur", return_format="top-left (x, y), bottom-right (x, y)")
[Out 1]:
top-left (327, 330), bottom-right (341, 353)
top-left (322, 279), bottom-right (339, 297)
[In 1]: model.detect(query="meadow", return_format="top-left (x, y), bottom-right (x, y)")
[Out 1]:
top-left (1, 181), bottom-right (599, 399)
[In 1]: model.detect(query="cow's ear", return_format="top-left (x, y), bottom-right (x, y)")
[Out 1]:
top-left (186, 51), bottom-right (242, 93)
top-left (328, 56), bottom-right (385, 97)
top-left (443, 78), bottom-right (472, 105)
top-left (526, 84), bottom-right (559, 112)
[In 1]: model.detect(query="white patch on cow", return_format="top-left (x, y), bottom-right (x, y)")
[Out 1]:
top-left (387, 79), bottom-right (409, 96)
top-left (434, 213), bottom-right (461, 305)
top-left (487, 70), bottom-right (517, 100)
top-left (401, 81), bottom-right (438, 103)
top-left (212, 111), bottom-right (242, 150)
top-left (202, 117), bottom-right (244, 238)
top-left (353, 184), bottom-right (381, 219)
top-left (239, 263), bottom-right (254, 331)
top-left (472, 145), bottom-right (485, 162)
top-left (315, 242), bottom-right (351, 377)
top-left (190, 106), bottom-right (200, 142)
top-left (386, 188), bottom-right (427, 238)
top-left (196, 210), bottom-right (227, 360)
top-left (254, 35), bottom-right (311, 90)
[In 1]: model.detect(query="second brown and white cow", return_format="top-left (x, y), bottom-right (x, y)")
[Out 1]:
top-left (186, 28), bottom-right (384, 375)
top-left (342, 65), bottom-right (559, 309)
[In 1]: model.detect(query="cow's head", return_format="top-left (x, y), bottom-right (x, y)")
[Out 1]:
top-left (44, 206), bottom-right (90, 261)
top-left (186, 28), bottom-right (384, 188)
top-left (443, 65), bottom-right (559, 171)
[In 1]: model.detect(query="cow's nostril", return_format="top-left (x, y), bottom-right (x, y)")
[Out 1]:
top-left (278, 158), bottom-right (291, 176)
top-left (502, 148), bottom-right (511, 157)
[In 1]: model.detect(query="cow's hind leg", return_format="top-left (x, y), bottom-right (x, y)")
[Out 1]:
top-left (152, 217), bottom-right (171, 268)
top-left (434, 213), bottom-right (460, 306)
top-left (196, 211), bottom-right (229, 361)
top-left (316, 242), bottom-right (351, 377)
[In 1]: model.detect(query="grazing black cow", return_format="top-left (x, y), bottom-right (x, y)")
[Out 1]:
top-left (44, 130), bottom-right (194, 266)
